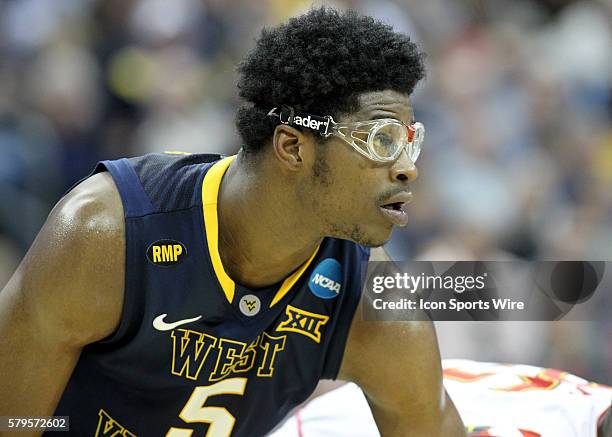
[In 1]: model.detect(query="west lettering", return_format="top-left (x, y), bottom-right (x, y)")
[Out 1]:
top-left (171, 329), bottom-right (217, 380)
top-left (257, 332), bottom-right (286, 377)
top-left (209, 339), bottom-right (247, 382)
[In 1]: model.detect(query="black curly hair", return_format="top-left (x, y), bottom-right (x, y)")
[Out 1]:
top-left (235, 7), bottom-right (425, 157)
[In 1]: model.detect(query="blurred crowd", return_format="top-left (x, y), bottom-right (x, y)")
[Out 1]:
top-left (0, 0), bottom-right (610, 382)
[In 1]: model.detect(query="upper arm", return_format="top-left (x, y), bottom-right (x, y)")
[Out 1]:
top-left (338, 247), bottom-right (465, 436)
top-left (0, 172), bottom-right (125, 417)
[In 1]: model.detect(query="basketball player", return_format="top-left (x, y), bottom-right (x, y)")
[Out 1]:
top-left (269, 360), bottom-right (612, 437)
top-left (0, 8), bottom-right (465, 436)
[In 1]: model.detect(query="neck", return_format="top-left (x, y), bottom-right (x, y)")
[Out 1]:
top-left (216, 153), bottom-right (322, 288)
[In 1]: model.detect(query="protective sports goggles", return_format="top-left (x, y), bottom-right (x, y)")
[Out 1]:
top-left (267, 106), bottom-right (425, 163)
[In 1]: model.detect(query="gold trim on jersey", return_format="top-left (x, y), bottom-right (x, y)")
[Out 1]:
top-left (268, 248), bottom-right (319, 308)
top-left (202, 156), bottom-right (237, 302)
top-left (201, 156), bottom-right (319, 305)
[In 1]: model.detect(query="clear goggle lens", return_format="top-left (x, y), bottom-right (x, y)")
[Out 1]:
top-left (370, 122), bottom-right (424, 162)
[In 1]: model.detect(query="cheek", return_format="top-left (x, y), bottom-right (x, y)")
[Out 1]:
top-left (312, 143), bottom-right (380, 215)
top-left (330, 161), bottom-right (378, 208)
top-left (329, 176), bottom-right (378, 219)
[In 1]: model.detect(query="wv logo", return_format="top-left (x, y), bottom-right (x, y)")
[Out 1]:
top-left (309, 258), bottom-right (343, 299)
top-left (239, 294), bottom-right (261, 316)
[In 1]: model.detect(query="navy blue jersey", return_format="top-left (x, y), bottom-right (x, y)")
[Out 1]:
top-left (48, 153), bottom-right (370, 437)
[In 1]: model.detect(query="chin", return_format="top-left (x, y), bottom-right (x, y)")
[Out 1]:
top-left (358, 240), bottom-right (387, 248)
top-left (326, 221), bottom-right (392, 247)
top-left (357, 236), bottom-right (391, 248)
top-left (348, 225), bottom-right (392, 248)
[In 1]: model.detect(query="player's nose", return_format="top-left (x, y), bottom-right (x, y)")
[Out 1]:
top-left (389, 149), bottom-right (418, 183)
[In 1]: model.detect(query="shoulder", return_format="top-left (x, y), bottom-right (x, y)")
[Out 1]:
top-left (339, 246), bottom-right (441, 400)
top-left (51, 172), bottom-right (125, 267)
top-left (339, 305), bottom-right (438, 386)
top-left (336, 247), bottom-right (465, 433)
top-left (11, 171), bottom-right (125, 346)
top-left (57, 171), bottom-right (124, 233)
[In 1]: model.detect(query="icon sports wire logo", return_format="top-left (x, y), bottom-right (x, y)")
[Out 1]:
top-left (309, 258), bottom-right (343, 299)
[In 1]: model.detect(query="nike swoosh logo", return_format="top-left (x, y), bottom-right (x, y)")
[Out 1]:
top-left (152, 313), bottom-right (203, 331)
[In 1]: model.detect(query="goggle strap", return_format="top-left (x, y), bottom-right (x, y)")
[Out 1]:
top-left (268, 106), bottom-right (332, 136)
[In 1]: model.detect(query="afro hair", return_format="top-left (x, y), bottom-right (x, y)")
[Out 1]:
top-left (235, 6), bottom-right (426, 155)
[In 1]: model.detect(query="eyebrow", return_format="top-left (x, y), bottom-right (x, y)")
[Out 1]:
top-left (367, 114), bottom-right (416, 124)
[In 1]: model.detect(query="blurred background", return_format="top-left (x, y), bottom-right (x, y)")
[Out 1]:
top-left (0, 0), bottom-right (610, 382)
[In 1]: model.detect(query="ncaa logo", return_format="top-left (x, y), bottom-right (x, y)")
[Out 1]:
top-left (309, 258), bottom-right (343, 299)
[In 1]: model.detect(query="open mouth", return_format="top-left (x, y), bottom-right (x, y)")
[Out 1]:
top-left (378, 203), bottom-right (409, 226)
top-left (378, 192), bottom-right (412, 226)
top-left (380, 202), bottom-right (405, 211)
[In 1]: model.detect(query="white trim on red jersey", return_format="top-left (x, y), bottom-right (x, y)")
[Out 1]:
top-left (268, 360), bottom-right (611, 437)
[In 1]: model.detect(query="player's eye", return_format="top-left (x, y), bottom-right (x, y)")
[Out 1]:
top-left (371, 126), bottom-right (400, 157)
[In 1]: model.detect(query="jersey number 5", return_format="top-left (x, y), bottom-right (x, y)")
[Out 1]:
top-left (166, 378), bottom-right (248, 437)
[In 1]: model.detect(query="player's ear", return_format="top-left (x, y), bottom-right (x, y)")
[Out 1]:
top-left (271, 125), bottom-right (309, 171)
